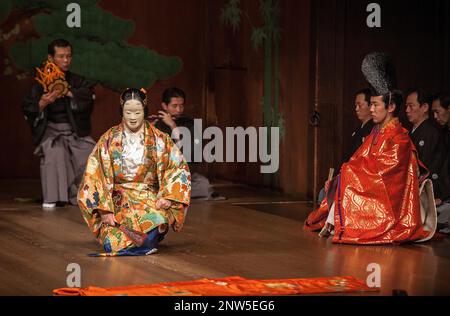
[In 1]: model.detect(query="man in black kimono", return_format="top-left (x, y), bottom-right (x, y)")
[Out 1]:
top-left (22, 39), bottom-right (95, 209)
top-left (342, 88), bottom-right (375, 163)
top-left (152, 88), bottom-right (195, 153)
top-left (405, 88), bottom-right (443, 197)
top-left (431, 93), bottom-right (450, 233)
top-left (317, 88), bottom-right (374, 204)
top-left (151, 87), bottom-right (223, 200)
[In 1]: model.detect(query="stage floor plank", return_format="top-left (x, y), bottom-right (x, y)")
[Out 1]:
top-left (0, 180), bottom-right (449, 296)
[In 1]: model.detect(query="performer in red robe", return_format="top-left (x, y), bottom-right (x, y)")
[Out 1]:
top-left (304, 52), bottom-right (437, 244)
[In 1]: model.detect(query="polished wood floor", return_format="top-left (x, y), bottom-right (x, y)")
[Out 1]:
top-left (0, 180), bottom-right (449, 296)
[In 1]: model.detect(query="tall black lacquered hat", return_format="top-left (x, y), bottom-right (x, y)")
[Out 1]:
top-left (361, 52), bottom-right (397, 96)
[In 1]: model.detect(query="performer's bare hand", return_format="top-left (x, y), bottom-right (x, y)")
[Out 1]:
top-left (66, 90), bottom-right (74, 98)
top-left (158, 111), bottom-right (176, 130)
top-left (435, 198), bottom-right (443, 207)
top-left (39, 91), bottom-right (59, 111)
top-left (156, 198), bottom-right (172, 210)
top-left (99, 211), bottom-right (116, 227)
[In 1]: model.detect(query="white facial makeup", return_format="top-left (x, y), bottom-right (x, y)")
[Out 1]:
top-left (123, 99), bottom-right (145, 132)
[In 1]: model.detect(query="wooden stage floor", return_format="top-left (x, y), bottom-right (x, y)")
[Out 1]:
top-left (0, 180), bottom-right (449, 296)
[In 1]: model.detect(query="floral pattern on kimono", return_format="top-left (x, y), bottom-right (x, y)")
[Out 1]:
top-left (78, 121), bottom-right (191, 252)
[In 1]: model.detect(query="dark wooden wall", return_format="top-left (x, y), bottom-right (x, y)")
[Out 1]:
top-left (205, 0), bottom-right (313, 199)
top-left (1, 0), bottom-right (448, 201)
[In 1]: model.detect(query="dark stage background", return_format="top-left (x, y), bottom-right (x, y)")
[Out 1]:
top-left (0, 0), bottom-right (449, 200)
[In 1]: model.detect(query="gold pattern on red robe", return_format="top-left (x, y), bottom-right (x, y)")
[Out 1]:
top-left (305, 118), bottom-right (434, 244)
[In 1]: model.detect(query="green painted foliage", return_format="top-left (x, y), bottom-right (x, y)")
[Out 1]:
top-left (32, 5), bottom-right (134, 43)
top-left (250, 27), bottom-right (267, 50)
top-left (10, 36), bottom-right (181, 90)
top-left (220, 0), bottom-right (242, 33)
top-left (10, 0), bottom-right (99, 10)
top-left (221, 0), bottom-right (285, 152)
top-left (4, 0), bottom-right (182, 90)
top-left (0, 0), bottom-right (13, 25)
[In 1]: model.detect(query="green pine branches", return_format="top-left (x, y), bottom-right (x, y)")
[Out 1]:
top-left (2, 0), bottom-right (182, 90)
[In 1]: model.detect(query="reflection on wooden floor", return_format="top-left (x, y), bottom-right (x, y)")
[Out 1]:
top-left (0, 180), bottom-right (449, 296)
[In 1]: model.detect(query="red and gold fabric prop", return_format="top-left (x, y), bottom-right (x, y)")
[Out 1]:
top-left (53, 276), bottom-right (378, 296)
top-left (34, 61), bottom-right (70, 97)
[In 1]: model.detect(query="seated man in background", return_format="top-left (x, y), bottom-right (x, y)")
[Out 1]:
top-left (342, 88), bottom-right (375, 163)
top-left (305, 52), bottom-right (436, 244)
top-left (405, 88), bottom-right (443, 199)
top-left (151, 87), bottom-right (224, 200)
top-left (317, 88), bottom-right (374, 204)
top-left (431, 93), bottom-right (450, 233)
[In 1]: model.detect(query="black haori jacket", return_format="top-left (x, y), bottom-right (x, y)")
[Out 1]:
top-left (409, 118), bottom-right (445, 198)
top-left (22, 71), bottom-right (95, 145)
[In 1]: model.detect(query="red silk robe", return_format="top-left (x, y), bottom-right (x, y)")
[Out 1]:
top-left (305, 118), bottom-right (434, 244)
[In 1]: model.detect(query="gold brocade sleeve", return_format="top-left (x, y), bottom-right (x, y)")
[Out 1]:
top-left (77, 129), bottom-right (116, 238)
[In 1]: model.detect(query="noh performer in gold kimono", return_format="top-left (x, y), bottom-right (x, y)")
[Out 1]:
top-left (78, 88), bottom-right (191, 256)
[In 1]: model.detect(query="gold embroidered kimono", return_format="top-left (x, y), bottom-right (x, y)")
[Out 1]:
top-left (78, 121), bottom-right (191, 252)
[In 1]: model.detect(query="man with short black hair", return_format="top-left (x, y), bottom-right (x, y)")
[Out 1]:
top-left (152, 87), bottom-right (223, 200)
top-left (431, 93), bottom-right (450, 233)
top-left (317, 88), bottom-right (374, 204)
top-left (405, 88), bottom-right (443, 197)
top-left (343, 88), bottom-right (375, 162)
top-left (432, 93), bottom-right (450, 130)
top-left (22, 39), bottom-right (95, 209)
